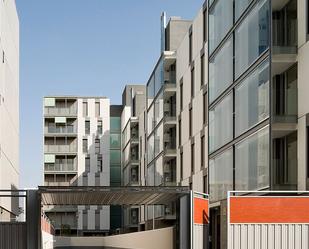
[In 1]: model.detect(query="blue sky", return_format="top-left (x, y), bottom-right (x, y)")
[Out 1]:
top-left (16, 0), bottom-right (204, 188)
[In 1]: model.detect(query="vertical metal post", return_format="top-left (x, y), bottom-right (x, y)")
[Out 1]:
top-left (191, 190), bottom-right (193, 249)
top-left (152, 205), bottom-right (155, 230)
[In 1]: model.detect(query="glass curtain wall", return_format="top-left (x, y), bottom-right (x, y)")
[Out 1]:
top-left (208, 0), bottom-right (271, 202)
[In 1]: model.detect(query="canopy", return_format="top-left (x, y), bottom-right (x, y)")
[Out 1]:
top-left (38, 186), bottom-right (190, 206)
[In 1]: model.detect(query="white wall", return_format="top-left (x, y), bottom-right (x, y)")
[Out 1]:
top-left (55, 227), bottom-right (174, 249)
top-left (0, 0), bottom-right (19, 217)
top-left (176, 8), bottom-right (207, 193)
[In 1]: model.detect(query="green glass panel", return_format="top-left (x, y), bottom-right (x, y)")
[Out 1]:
top-left (110, 134), bottom-right (121, 149)
top-left (110, 151), bottom-right (121, 164)
top-left (110, 117), bottom-right (121, 132)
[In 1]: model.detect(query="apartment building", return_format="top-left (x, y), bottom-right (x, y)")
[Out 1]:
top-left (43, 96), bottom-right (113, 235)
top-left (0, 0), bottom-right (19, 221)
top-left (142, 16), bottom-right (192, 229)
top-left (206, 0), bottom-right (299, 248)
top-left (121, 85), bottom-right (146, 232)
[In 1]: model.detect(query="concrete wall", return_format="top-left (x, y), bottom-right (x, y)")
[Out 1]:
top-left (297, 0), bottom-right (309, 191)
top-left (54, 227), bottom-right (174, 249)
top-left (0, 0), bottom-right (20, 219)
top-left (76, 97), bottom-right (110, 231)
top-left (176, 8), bottom-right (207, 192)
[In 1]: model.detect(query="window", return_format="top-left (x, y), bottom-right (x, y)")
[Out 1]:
top-left (203, 175), bottom-right (207, 194)
top-left (83, 102), bottom-right (88, 117)
top-left (201, 54), bottom-right (205, 86)
top-left (209, 37), bottom-right (233, 103)
top-left (147, 163), bottom-right (155, 185)
top-left (273, 131), bottom-right (297, 189)
top-left (235, 0), bottom-right (270, 78)
top-left (110, 134), bottom-right (121, 149)
top-left (110, 117), bottom-right (121, 132)
top-left (209, 0), bottom-right (233, 53)
top-left (191, 143), bottom-right (195, 174)
top-left (189, 107), bottom-right (193, 137)
top-left (180, 152), bottom-right (183, 180)
top-left (201, 136), bottom-right (205, 168)
top-left (147, 134), bottom-right (154, 163)
top-left (85, 156), bottom-right (90, 172)
top-left (110, 151), bottom-right (121, 164)
top-left (235, 0), bottom-right (253, 20)
top-left (203, 7), bottom-right (207, 43)
top-left (178, 119), bottom-right (182, 146)
top-left (209, 93), bottom-right (233, 153)
top-left (235, 127), bottom-right (269, 191)
top-left (97, 120), bottom-right (102, 135)
top-left (95, 102), bottom-right (100, 117)
top-left (189, 31), bottom-right (193, 63)
top-left (95, 139), bottom-right (100, 154)
top-left (85, 121), bottom-right (90, 135)
top-left (180, 81), bottom-right (183, 110)
top-left (83, 139), bottom-right (88, 153)
top-left (203, 92), bottom-right (207, 125)
top-left (235, 60), bottom-right (269, 136)
top-left (97, 156), bottom-right (102, 172)
top-left (209, 148), bottom-right (233, 202)
top-left (191, 67), bottom-right (195, 98)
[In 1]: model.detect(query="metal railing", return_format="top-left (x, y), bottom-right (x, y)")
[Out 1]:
top-left (44, 125), bottom-right (77, 134)
top-left (44, 107), bottom-right (77, 116)
top-left (44, 144), bottom-right (77, 153)
top-left (44, 163), bottom-right (77, 172)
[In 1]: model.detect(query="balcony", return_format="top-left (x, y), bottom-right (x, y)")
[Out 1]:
top-left (44, 125), bottom-right (77, 135)
top-left (272, 0), bottom-right (297, 76)
top-left (44, 163), bottom-right (77, 172)
top-left (44, 144), bottom-right (77, 154)
top-left (272, 64), bottom-right (297, 136)
top-left (163, 159), bottom-right (176, 186)
top-left (44, 107), bottom-right (77, 116)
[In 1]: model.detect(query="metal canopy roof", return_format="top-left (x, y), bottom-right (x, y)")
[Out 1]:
top-left (38, 186), bottom-right (190, 206)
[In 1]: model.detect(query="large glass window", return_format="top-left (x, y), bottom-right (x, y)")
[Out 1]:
top-left (147, 163), bottom-right (155, 186)
top-left (209, 148), bottom-right (233, 202)
top-left (110, 151), bottom-right (121, 164)
top-left (235, 60), bottom-right (269, 136)
top-left (235, 127), bottom-right (269, 190)
top-left (147, 134), bottom-right (154, 163)
top-left (235, 0), bottom-right (270, 78)
top-left (110, 134), bottom-right (121, 149)
top-left (235, 0), bottom-right (253, 20)
top-left (110, 117), bottom-right (121, 132)
top-left (209, 93), bottom-right (233, 153)
top-left (155, 156), bottom-right (163, 185)
top-left (209, 0), bottom-right (233, 53)
top-left (147, 76), bottom-right (155, 107)
top-left (147, 105), bottom-right (154, 135)
top-left (209, 37), bottom-right (233, 103)
top-left (154, 123), bottom-right (163, 156)
top-left (154, 60), bottom-right (163, 95)
top-left (154, 92), bottom-right (163, 124)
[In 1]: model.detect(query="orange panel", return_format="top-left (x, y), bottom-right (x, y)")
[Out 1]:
top-left (194, 197), bottom-right (209, 224)
top-left (230, 197), bottom-right (309, 223)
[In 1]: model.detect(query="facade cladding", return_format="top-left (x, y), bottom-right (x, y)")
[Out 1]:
top-left (0, 0), bottom-right (19, 221)
top-left (43, 97), bottom-right (124, 235)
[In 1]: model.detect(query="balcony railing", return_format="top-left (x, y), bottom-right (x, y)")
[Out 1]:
top-left (44, 125), bottom-right (77, 134)
top-left (44, 144), bottom-right (77, 153)
top-left (45, 163), bottom-right (77, 172)
top-left (44, 107), bottom-right (77, 116)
